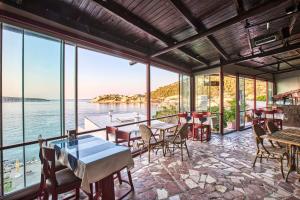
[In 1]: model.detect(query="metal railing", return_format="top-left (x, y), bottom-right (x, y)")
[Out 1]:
top-left (0, 114), bottom-right (177, 151)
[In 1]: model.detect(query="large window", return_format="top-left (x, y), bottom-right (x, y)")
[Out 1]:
top-left (180, 74), bottom-right (190, 112)
top-left (1, 24), bottom-right (63, 193)
top-left (245, 78), bottom-right (254, 127)
top-left (2, 24), bottom-right (24, 194)
top-left (77, 48), bottom-right (146, 132)
top-left (224, 75), bottom-right (236, 132)
top-left (256, 79), bottom-right (267, 109)
top-left (150, 67), bottom-right (179, 118)
top-left (267, 82), bottom-right (273, 106)
top-left (195, 75), bottom-right (209, 111)
top-left (195, 74), bottom-right (220, 133)
top-left (64, 44), bottom-right (76, 132)
top-left (0, 22), bottom-right (191, 195)
top-left (195, 74), bottom-right (219, 113)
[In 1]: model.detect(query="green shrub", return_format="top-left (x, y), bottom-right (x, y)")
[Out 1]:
top-left (256, 95), bottom-right (266, 101)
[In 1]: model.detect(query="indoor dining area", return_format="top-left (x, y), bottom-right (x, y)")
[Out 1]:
top-left (1, 0), bottom-right (300, 199)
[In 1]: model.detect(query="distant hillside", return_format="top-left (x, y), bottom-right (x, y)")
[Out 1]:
top-left (151, 82), bottom-right (179, 101)
top-left (91, 81), bottom-right (179, 104)
top-left (3, 97), bottom-right (50, 102)
top-left (91, 94), bottom-right (145, 104)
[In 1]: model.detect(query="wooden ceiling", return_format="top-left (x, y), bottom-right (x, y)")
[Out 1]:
top-left (2, 0), bottom-right (300, 75)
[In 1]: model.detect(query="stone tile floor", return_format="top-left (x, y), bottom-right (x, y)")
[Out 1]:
top-left (71, 129), bottom-right (300, 199)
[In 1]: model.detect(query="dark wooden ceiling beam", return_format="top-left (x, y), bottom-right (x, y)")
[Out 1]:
top-left (94, 0), bottom-right (209, 66)
top-left (151, 0), bottom-right (286, 58)
top-left (253, 56), bottom-right (300, 69)
top-left (272, 55), bottom-right (300, 69)
top-left (169, 0), bottom-right (230, 60)
top-left (237, 63), bottom-right (275, 74)
top-left (193, 43), bottom-right (300, 72)
top-left (233, 0), bottom-right (244, 15)
top-left (256, 65), bottom-right (300, 76)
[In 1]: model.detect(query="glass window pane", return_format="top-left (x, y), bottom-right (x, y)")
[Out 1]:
top-left (3, 147), bottom-right (24, 194)
top-left (245, 78), bottom-right (254, 110)
top-left (78, 47), bottom-right (146, 133)
top-left (195, 75), bottom-right (209, 111)
top-left (180, 74), bottom-right (190, 112)
top-left (208, 75), bottom-right (220, 113)
top-left (2, 24), bottom-right (25, 194)
top-left (224, 75), bottom-right (236, 132)
top-left (151, 66), bottom-right (179, 118)
top-left (2, 24), bottom-right (23, 146)
top-left (65, 44), bottom-right (76, 132)
top-left (24, 31), bottom-right (62, 142)
top-left (245, 78), bottom-right (254, 127)
top-left (256, 80), bottom-right (267, 109)
top-left (268, 82), bottom-right (273, 105)
top-left (239, 77), bottom-right (245, 128)
top-left (25, 144), bottom-right (41, 187)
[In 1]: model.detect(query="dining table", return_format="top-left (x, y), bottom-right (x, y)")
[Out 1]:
top-left (50, 135), bottom-right (134, 200)
top-left (265, 128), bottom-right (300, 181)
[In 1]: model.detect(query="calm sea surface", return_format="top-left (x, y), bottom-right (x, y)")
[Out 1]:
top-left (2, 100), bottom-right (149, 162)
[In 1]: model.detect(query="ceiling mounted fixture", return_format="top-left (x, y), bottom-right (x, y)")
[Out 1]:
top-left (285, 3), bottom-right (299, 15)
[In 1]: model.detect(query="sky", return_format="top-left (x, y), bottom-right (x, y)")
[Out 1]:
top-left (3, 24), bottom-right (179, 100)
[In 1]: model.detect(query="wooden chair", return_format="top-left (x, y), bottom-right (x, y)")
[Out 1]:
top-left (41, 146), bottom-right (81, 200)
top-left (252, 124), bottom-right (288, 178)
top-left (266, 121), bottom-right (286, 149)
top-left (67, 129), bottom-right (77, 139)
top-left (192, 112), bottom-right (210, 141)
top-left (273, 109), bottom-right (283, 130)
top-left (138, 124), bottom-right (165, 163)
top-left (177, 112), bottom-right (188, 126)
top-left (105, 126), bottom-right (135, 195)
top-left (106, 126), bottom-right (130, 146)
top-left (38, 137), bottom-right (66, 199)
top-left (165, 123), bottom-right (190, 161)
top-left (252, 109), bottom-right (265, 127)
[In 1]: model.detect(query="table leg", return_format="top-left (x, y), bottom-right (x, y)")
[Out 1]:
top-left (95, 174), bottom-right (115, 200)
top-left (286, 145), bottom-right (296, 182)
top-left (102, 174), bottom-right (115, 200)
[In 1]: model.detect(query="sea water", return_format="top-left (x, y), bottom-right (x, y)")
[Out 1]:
top-left (2, 100), bottom-right (148, 162)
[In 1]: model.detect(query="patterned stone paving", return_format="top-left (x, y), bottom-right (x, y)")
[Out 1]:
top-left (65, 129), bottom-right (300, 199)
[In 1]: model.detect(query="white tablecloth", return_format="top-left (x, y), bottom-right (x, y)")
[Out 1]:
top-left (50, 135), bottom-right (134, 193)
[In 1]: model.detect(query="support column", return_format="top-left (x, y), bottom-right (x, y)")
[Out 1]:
top-left (146, 63), bottom-right (151, 126)
top-left (190, 75), bottom-right (195, 112)
top-left (254, 76), bottom-right (256, 110)
top-left (0, 23), bottom-right (3, 196)
top-left (75, 46), bottom-right (78, 132)
top-left (272, 74), bottom-right (277, 95)
top-left (178, 74), bottom-right (181, 112)
top-left (266, 81), bottom-right (269, 108)
top-left (236, 74), bottom-right (240, 131)
top-left (219, 66), bottom-right (224, 135)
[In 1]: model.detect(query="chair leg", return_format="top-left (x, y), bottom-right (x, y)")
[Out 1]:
top-left (127, 170), bottom-right (134, 191)
top-left (185, 142), bottom-right (190, 158)
top-left (148, 147), bottom-right (151, 163)
top-left (192, 128), bottom-right (195, 140)
top-left (253, 151), bottom-right (259, 167)
top-left (43, 191), bottom-right (49, 200)
top-left (117, 171), bottom-right (122, 185)
top-left (38, 174), bottom-right (45, 199)
top-left (52, 192), bottom-right (58, 200)
top-left (200, 128), bottom-right (203, 142)
top-left (75, 188), bottom-right (80, 199)
top-left (260, 153), bottom-right (263, 163)
top-left (280, 156), bottom-right (285, 179)
top-left (181, 143), bottom-right (183, 161)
